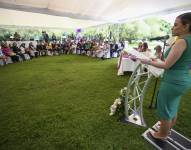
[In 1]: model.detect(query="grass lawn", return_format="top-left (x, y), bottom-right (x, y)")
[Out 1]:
top-left (0, 55), bottom-right (190, 150)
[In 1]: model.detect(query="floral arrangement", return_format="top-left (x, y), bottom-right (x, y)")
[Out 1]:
top-left (109, 87), bottom-right (127, 116)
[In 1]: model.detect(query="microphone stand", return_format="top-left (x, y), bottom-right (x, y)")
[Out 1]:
top-left (148, 39), bottom-right (167, 109)
top-left (161, 39), bottom-right (167, 60)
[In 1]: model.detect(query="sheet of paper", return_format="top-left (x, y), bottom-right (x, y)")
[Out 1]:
top-left (127, 49), bottom-right (150, 60)
top-left (148, 65), bottom-right (164, 77)
top-left (127, 49), bottom-right (164, 77)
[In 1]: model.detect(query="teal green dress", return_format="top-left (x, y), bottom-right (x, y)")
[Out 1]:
top-left (157, 35), bottom-right (191, 120)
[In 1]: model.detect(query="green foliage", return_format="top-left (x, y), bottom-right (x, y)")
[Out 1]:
top-left (0, 17), bottom-right (171, 42)
top-left (0, 25), bottom-right (74, 41)
top-left (145, 17), bottom-right (171, 37)
top-left (83, 17), bottom-right (171, 42)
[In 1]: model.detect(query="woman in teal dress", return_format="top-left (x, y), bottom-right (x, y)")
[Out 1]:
top-left (140, 12), bottom-right (191, 139)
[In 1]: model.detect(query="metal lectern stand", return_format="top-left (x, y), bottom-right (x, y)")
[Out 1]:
top-left (121, 63), bottom-right (153, 127)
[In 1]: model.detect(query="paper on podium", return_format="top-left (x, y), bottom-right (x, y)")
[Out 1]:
top-left (148, 65), bottom-right (164, 77)
top-left (128, 49), bottom-right (164, 77)
top-left (127, 49), bottom-right (150, 60)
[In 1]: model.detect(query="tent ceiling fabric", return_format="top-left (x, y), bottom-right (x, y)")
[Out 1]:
top-left (0, 0), bottom-right (191, 28)
top-left (0, 8), bottom-right (105, 29)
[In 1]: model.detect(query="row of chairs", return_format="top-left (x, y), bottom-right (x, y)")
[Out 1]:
top-left (0, 48), bottom-right (118, 66)
top-left (0, 53), bottom-right (31, 66)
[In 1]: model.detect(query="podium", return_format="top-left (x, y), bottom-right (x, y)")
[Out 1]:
top-left (121, 63), bottom-right (153, 127)
top-left (119, 63), bottom-right (191, 149)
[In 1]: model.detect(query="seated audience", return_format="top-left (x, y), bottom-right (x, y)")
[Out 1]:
top-left (0, 46), bottom-right (8, 65)
top-left (140, 42), bottom-right (152, 58)
top-left (1, 42), bottom-right (19, 63)
top-left (12, 42), bottom-right (25, 61)
top-left (134, 42), bottom-right (143, 51)
top-left (29, 42), bottom-right (38, 58)
top-left (140, 42), bottom-right (150, 52)
top-left (20, 43), bottom-right (31, 60)
top-left (154, 45), bottom-right (163, 60)
top-left (46, 42), bottom-right (53, 55)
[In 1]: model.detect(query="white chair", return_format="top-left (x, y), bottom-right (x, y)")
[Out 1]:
top-left (47, 51), bottom-right (53, 56)
top-left (86, 51), bottom-right (91, 56)
top-left (117, 57), bottom-right (139, 75)
top-left (104, 50), bottom-right (111, 59)
top-left (24, 54), bottom-right (31, 60)
top-left (0, 59), bottom-right (4, 66)
top-left (96, 50), bottom-right (104, 58)
top-left (6, 57), bottom-right (13, 64)
top-left (76, 49), bottom-right (81, 54)
top-left (112, 52), bottom-right (118, 58)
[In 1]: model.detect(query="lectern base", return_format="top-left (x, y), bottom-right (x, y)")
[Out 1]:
top-left (142, 122), bottom-right (191, 150)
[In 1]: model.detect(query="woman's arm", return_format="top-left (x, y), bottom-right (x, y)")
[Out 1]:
top-left (140, 39), bottom-right (187, 69)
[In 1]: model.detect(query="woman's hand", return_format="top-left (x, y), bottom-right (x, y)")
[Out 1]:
top-left (151, 58), bottom-right (158, 61)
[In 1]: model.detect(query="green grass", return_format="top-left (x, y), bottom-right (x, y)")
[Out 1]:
top-left (0, 55), bottom-right (190, 150)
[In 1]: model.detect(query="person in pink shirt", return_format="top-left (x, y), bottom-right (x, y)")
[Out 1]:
top-left (1, 42), bottom-right (19, 63)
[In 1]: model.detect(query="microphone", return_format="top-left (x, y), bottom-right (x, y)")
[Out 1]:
top-left (150, 35), bottom-right (169, 41)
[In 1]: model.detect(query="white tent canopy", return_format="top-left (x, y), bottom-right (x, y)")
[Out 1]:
top-left (0, 0), bottom-right (191, 28)
top-left (0, 8), bottom-right (105, 29)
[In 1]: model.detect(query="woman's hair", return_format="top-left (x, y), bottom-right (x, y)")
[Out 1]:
top-left (138, 42), bottom-right (142, 48)
top-left (177, 12), bottom-right (191, 32)
top-left (141, 42), bottom-right (148, 51)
